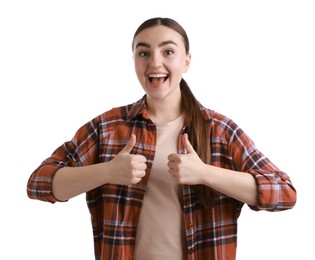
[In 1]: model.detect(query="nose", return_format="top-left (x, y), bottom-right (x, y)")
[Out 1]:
top-left (149, 51), bottom-right (163, 68)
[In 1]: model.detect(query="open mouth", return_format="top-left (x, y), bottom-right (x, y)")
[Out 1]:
top-left (148, 74), bottom-right (169, 84)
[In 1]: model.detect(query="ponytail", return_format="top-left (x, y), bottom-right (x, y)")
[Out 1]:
top-left (180, 78), bottom-right (217, 208)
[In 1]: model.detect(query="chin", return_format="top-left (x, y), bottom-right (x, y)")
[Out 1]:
top-left (146, 93), bottom-right (168, 101)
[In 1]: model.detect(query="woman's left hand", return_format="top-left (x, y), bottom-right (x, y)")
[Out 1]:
top-left (167, 133), bottom-right (206, 185)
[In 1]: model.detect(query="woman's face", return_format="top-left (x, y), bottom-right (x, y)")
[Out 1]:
top-left (133, 25), bottom-right (191, 103)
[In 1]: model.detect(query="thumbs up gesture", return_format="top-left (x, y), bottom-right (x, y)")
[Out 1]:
top-left (107, 134), bottom-right (147, 185)
top-left (167, 134), bottom-right (206, 185)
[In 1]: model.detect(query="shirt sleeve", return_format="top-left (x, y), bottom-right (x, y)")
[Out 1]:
top-left (26, 117), bottom-right (100, 203)
top-left (222, 117), bottom-right (296, 211)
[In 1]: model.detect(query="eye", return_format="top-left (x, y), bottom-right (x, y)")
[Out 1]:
top-left (165, 49), bottom-right (174, 55)
top-left (138, 51), bottom-right (149, 58)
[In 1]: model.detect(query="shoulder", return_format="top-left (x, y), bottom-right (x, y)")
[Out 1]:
top-left (200, 105), bottom-right (249, 146)
top-left (100, 103), bottom-right (133, 121)
top-left (201, 105), bottom-right (239, 131)
top-left (97, 99), bottom-right (143, 122)
top-left (92, 97), bottom-right (144, 130)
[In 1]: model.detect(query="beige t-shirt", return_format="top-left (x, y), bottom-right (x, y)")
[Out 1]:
top-left (133, 113), bottom-right (187, 260)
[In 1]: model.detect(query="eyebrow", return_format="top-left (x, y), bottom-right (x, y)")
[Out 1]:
top-left (135, 40), bottom-right (178, 49)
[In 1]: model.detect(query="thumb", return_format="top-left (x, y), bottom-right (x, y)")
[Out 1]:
top-left (182, 133), bottom-right (196, 154)
top-left (121, 134), bottom-right (136, 154)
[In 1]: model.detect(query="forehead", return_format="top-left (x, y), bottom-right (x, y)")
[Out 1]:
top-left (133, 25), bottom-right (184, 48)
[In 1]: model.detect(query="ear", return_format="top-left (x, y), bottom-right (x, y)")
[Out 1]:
top-left (183, 53), bottom-right (191, 73)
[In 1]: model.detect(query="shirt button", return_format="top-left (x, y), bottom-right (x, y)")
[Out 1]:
top-left (187, 223), bottom-right (193, 229)
top-left (185, 201), bottom-right (190, 207)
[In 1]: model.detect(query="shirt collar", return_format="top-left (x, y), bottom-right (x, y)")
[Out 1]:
top-left (126, 95), bottom-right (211, 122)
top-left (126, 95), bottom-right (150, 121)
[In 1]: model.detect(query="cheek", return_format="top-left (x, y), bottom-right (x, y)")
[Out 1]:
top-left (169, 56), bottom-right (188, 73)
top-left (134, 58), bottom-right (146, 73)
top-left (134, 66), bottom-right (147, 87)
top-left (170, 64), bottom-right (186, 79)
top-left (134, 62), bottom-right (143, 78)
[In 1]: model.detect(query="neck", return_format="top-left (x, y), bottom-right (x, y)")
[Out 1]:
top-left (146, 95), bottom-right (182, 124)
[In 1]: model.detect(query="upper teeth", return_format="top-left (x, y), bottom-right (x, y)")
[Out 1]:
top-left (149, 74), bottom-right (167, 78)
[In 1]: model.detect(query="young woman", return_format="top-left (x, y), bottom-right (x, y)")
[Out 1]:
top-left (27, 17), bottom-right (296, 260)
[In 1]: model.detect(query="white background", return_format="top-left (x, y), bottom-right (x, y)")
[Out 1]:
top-left (1, 1), bottom-right (314, 259)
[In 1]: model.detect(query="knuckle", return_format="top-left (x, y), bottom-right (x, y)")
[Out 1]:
top-left (131, 177), bottom-right (141, 184)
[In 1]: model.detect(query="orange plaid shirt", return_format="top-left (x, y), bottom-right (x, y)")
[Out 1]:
top-left (27, 95), bottom-right (296, 260)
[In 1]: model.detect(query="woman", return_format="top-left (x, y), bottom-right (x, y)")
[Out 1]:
top-left (27, 17), bottom-right (296, 260)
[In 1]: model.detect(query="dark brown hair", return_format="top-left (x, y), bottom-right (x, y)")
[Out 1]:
top-left (132, 17), bottom-right (216, 208)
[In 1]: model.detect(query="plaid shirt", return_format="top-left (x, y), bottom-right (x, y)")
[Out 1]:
top-left (27, 95), bottom-right (296, 260)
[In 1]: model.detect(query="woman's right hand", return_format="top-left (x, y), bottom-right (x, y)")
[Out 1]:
top-left (106, 134), bottom-right (147, 185)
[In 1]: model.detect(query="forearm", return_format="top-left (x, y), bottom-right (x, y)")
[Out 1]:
top-left (52, 146), bottom-right (147, 201)
top-left (52, 163), bottom-right (109, 201)
top-left (201, 164), bottom-right (258, 206)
